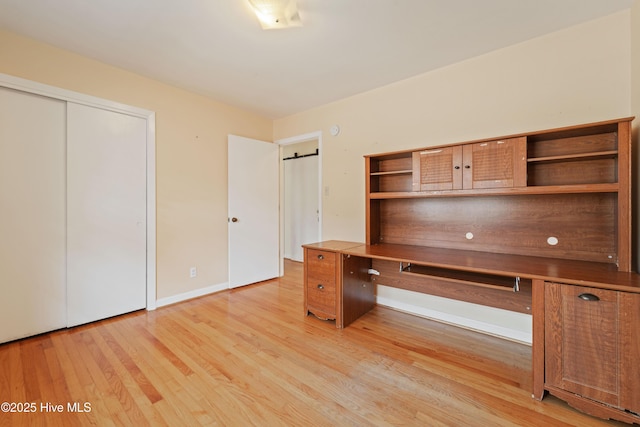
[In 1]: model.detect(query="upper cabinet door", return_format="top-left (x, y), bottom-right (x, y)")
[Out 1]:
top-left (412, 146), bottom-right (463, 191)
top-left (412, 137), bottom-right (526, 192)
top-left (462, 137), bottom-right (527, 189)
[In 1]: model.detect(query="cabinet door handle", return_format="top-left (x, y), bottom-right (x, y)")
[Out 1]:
top-left (578, 293), bottom-right (600, 301)
top-left (317, 254), bottom-right (324, 260)
top-left (454, 165), bottom-right (461, 170)
top-left (317, 284), bottom-right (324, 290)
top-left (464, 165), bottom-right (471, 169)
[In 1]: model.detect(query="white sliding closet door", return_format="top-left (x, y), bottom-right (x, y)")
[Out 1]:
top-left (66, 103), bottom-right (147, 327)
top-left (0, 87), bottom-right (67, 343)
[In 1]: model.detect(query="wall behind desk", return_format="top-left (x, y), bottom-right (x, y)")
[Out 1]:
top-left (274, 10), bottom-right (635, 341)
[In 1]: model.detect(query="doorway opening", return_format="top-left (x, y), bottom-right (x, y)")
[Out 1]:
top-left (277, 132), bottom-right (322, 274)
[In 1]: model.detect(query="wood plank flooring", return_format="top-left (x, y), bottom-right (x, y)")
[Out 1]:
top-left (0, 260), bottom-right (629, 426)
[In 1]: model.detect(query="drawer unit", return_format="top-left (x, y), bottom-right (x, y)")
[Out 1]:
top-left (305, 248), bottom-right (338, 320)
top-left (302, 241), bottom-right (376, 329)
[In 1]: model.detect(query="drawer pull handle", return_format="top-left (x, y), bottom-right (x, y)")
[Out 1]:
top-left (578, 293), bottom-right (599, 301)
top-left (317, 284), bottom-right (324, 290)
top-left (317, 254), bottom-right (324, 260)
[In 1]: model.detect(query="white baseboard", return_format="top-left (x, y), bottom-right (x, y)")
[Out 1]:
top-left (155, 282), bottom-right (229, 308)
top-left (376, 295), bottom-right (532, 345)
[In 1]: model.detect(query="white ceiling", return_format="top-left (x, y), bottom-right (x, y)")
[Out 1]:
top-left (0, 0), bottom-right (633, 119)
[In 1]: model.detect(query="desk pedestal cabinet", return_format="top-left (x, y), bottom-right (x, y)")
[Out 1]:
top-left (543, 282), bottom-right (640, 423)
top-left (303, 241), bottom-right (375, 328)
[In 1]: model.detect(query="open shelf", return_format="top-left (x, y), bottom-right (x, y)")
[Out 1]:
top-left (368, 182), bottom-right (619, 199)
top-left (527, 150), bottom-right (617, 163)
top-left (370, 170), bottom-right (412, 176)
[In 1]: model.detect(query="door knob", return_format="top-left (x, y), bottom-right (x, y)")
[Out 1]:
top-left (231, 217), bottom-right (239, 223)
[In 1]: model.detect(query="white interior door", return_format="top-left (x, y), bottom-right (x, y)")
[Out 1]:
top-left (0, 87), bottom-right (67, 343)
top-left (228, 135), bottom-right (279, 288)
top-left (66, 102), bottom-right (147, 327)
top-left (284, 155), bottom-right (319, 262)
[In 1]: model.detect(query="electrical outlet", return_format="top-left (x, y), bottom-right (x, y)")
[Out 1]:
top-left (189, 267), bottom-right (197, 278)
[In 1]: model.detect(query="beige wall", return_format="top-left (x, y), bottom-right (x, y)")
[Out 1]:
top-left (274, 11), bottom-right (633, 341)
top-left (0, 7), bottom-right (636, 319)
top-left (274, 11), bottom-right (632, 244)
top-left (0, 29), bottom-right (272, 300)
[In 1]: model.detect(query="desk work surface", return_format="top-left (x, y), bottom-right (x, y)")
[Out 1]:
top-left (328, 242), bottom-right (640, 292)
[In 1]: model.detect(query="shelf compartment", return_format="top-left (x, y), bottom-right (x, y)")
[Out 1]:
top-left (369, 153), bottom-right (414, 193)
top-left (527, 131), bottom-right (617, 159)
top-left (528, 157), bottom-right (617, 186)
top-left (369, 153), bottom-right (412, 173)
top-left (372, 174), bottom-right (413, 192)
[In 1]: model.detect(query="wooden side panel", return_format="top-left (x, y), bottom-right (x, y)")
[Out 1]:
top-left (341, 255), bottom-right (375, 328)
top-left (619, 291), bottom-right (640, 414)
top-left (367, 199), bottom-right (380, 245)
top-left (617, 120), bottom-right (631, 272)
top-left (366, 157), bottom-right (379, 245)
top-left (544, 282), bottom-right (564, 392)
top-left (531, 279), bottom-right (545, 400)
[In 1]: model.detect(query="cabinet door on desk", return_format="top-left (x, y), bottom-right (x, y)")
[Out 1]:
top-left (411, 137), bottom-right (526, 191)
top-left (462, 137), bottom-right (526, 189)
top-left (545, 282), bottom-right (640, 412)
top-left (306, 249), bottom-right (337, 319)
top-left (412, 146), bottom-right (462, 191)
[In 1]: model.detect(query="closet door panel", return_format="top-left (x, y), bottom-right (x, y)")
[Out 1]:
top-left (0, 87), bottom-right (67, 343)
top-left (67, 103), bottom-right (147, 327)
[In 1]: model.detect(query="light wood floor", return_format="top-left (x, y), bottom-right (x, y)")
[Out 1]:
top-left (0, 260), bottom-right (628, 426)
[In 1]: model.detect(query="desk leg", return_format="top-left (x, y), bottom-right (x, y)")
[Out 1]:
top-left (531, 279), bottom-right (545, 400)
top-left (341, 255), bottom-right (375, 328)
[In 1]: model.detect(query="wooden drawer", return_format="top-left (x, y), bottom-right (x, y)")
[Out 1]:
top-left (306, 249), bottom-right (336, 283)
top-left (306, 280), bottom-right (336, 318)
top-left (305, 249), bottom-right (337, 319)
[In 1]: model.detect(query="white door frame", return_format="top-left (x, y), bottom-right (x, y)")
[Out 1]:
top-left (0, 72), bottom-right (157, 310)
top-left (276, 131), bottom-right (323, 274)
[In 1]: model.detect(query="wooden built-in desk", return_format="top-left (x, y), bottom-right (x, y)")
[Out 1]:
top-left (303, 116), bottom-right (640, 424)
top-left (303, 240), bottom-right (640, 424)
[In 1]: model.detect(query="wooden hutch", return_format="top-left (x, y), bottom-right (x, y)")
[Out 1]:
top-left (303, 117), bottom-right (640, 424)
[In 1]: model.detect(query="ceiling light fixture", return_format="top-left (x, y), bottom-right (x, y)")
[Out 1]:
top-left (247, 0), bottom-right (302, 30)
